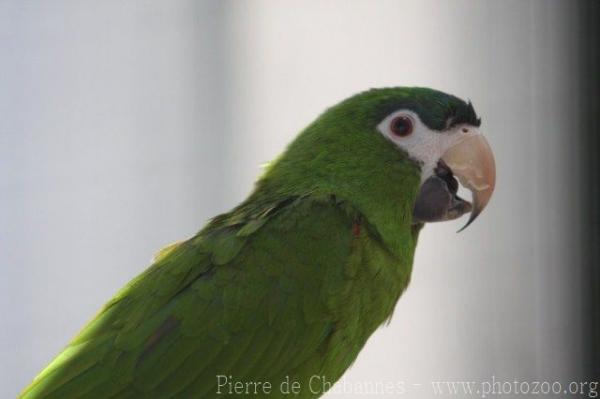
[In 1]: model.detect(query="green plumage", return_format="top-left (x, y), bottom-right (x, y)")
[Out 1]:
top-left (21, 87), bottom-right (477, 398)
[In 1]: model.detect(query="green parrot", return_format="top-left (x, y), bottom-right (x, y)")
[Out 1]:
top-left (20, 87), bottom-right (495, 399)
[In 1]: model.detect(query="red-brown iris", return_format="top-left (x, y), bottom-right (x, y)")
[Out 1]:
top-left (390, 116), bottom-right (413, 137)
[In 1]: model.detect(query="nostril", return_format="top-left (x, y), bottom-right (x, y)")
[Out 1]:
top-left (462, 128), bottom-right (469, 133)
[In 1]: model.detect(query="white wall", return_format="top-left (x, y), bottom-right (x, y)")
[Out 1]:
top-left (0, 1), bottom-right (585, 397)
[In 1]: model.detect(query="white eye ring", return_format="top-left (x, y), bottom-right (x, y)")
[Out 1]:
top-left (377, 109), bottom-right (444, 182)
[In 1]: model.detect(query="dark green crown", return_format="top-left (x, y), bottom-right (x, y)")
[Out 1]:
top-left (335, 87), bottom-right (481, 131)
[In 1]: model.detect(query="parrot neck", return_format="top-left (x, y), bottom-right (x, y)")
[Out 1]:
top-left (250, 133), bottom-right (422, 253)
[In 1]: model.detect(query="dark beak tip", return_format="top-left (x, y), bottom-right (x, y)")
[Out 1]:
top-left (455, 207), bottom-right (482, 233)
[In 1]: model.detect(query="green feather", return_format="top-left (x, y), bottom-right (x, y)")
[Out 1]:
top-left (20, 87), bottom-right (478, 398)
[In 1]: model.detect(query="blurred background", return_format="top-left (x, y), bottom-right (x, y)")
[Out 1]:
top-left (1, 0), bottom-right (598, 397)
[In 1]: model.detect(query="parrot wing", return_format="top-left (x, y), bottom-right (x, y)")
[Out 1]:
top-left (20, 194), bottom-right (363, 399)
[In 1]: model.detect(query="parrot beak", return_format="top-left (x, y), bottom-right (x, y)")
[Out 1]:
top-left (440, 133), bottom-right (496, 232)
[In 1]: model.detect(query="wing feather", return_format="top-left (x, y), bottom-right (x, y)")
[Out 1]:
top-left (21, 195), bottom-right (358, 399)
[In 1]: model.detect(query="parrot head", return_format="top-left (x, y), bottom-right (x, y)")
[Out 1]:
top-left (368, 87), bottom-right (495, 230)
top-left (264, 87), bottom-right (496, 230)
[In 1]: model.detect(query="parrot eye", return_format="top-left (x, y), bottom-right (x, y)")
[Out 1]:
top-left (390, 116), bottom-right (414, 137)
